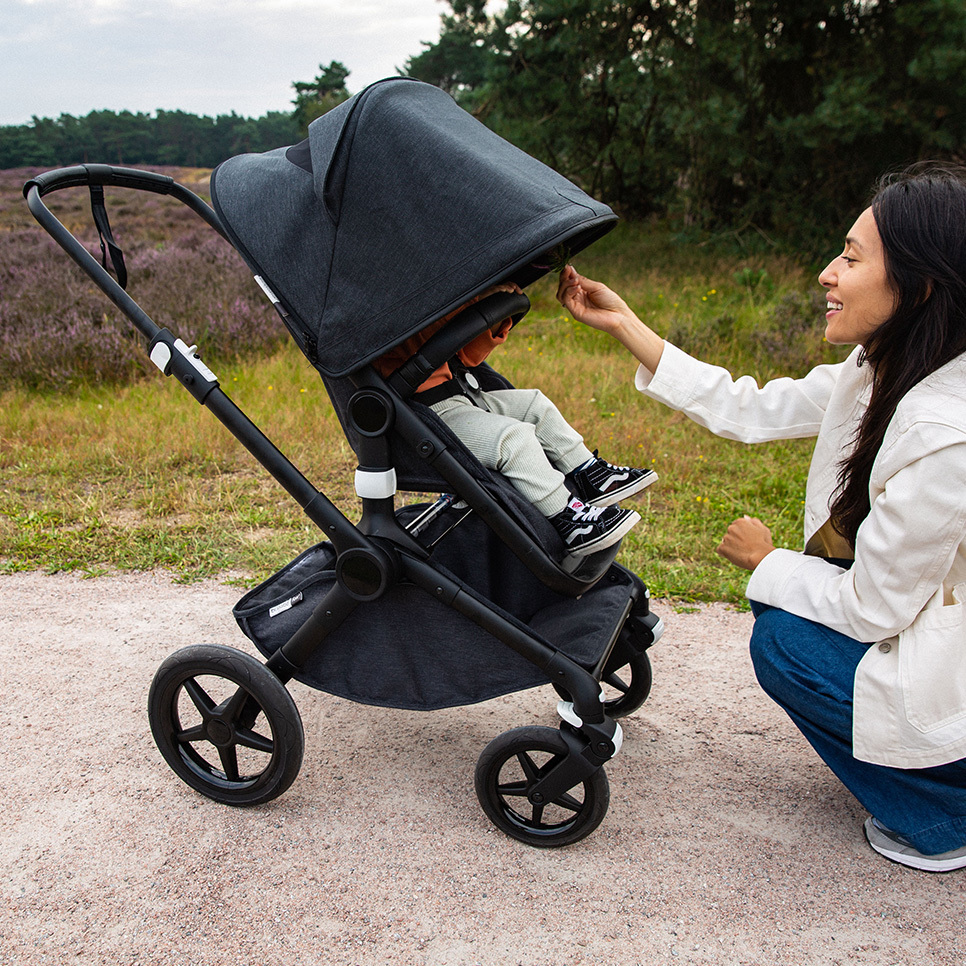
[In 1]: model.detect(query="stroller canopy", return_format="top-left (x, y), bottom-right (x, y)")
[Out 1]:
top-left (210, 78), bottom-right (617, 378)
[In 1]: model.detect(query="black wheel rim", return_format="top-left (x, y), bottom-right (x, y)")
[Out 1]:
top-left (149, 645), bottom-right (303, 805)
top-left (600, 640), bottom-right (652, 717)
top-left (167, 673), bottom-right (276, 791)
top-left (494, 746), bottom-right (590, 837)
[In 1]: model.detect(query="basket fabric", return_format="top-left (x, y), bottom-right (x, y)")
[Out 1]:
top-left (233, 508), bottom-right (643, 711)
top-left (209, 78), bottom-right (616, 377)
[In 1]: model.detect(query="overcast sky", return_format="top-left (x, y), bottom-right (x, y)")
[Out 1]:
top-left (0, 0), bottom-right (478, 126)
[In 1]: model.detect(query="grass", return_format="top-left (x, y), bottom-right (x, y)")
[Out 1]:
top-left (0, 168), bottom-right (850, 601)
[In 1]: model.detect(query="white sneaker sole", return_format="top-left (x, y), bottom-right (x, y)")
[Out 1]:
top-left (588, 470), bottom-right (658, 507)
top-left (864, 817), bottom-right (966, 872)
top-left (566, 510), bottom-right (641, 557)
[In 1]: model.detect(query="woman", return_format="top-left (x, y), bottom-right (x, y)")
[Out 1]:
top-left (557, 165), bottom-right (966, 872)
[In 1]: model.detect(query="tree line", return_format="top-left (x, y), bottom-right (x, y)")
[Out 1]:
top-left (0, 62), bottom-right (352, 171)
top-left (0, 109), bottom-right (301, 171)
top-left (5, 1), bottom-right (966, 246)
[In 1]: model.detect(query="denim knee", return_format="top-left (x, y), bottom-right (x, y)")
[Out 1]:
top-left (748, 606), bottom-right (799, 697)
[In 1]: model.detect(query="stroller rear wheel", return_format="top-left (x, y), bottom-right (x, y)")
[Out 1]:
top-left (474, 726), bottom-right (609, 847)
top-left (148, 644), bottom-right (304, 806)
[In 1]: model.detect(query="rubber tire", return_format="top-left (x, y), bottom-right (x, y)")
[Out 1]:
top-left (148, 644), bottom-right (304, 806)
top-left (599, 635), bottom-right (653, 718)
top-left (553, 636), bottom-right (652, 719)
top-left (474, 725), bottom-right (609, 847)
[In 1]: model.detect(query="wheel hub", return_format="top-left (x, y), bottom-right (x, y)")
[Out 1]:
top-left (206, 718), bottom-right (234, 746)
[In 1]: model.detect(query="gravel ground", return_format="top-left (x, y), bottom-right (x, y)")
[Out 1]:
top-left (1, 570), bottom-right (963, 966)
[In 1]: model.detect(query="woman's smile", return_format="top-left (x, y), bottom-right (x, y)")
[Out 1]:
top-left (819, 207), bottom-right (896, 345)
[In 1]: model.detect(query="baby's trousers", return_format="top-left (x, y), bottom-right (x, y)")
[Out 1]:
top-left (429, 388), bottom-right (593, 516)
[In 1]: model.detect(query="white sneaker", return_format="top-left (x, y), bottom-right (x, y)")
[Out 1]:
top-left (864, 817), bottom-right (966, 872)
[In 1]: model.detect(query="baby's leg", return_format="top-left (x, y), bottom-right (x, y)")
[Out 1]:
top-left (477, 388), bottom-right (593, 473)
top-left (430, 395), bottom-right (570, 515)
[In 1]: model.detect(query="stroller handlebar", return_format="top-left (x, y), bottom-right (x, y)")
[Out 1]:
top-left (23, 164), bottom-right (176, 199)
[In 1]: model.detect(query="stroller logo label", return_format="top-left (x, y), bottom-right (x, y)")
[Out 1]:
top-left (269, 592), bottom-right (304, 618)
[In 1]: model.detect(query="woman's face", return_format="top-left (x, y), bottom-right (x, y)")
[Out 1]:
top-left (819, 207), bottom-right (896, 346)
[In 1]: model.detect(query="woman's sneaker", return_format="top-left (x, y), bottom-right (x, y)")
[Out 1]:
top-left (570, 451), bottom-right (657, 507)
top-left (549, 497), bottom-right (640, 556)
top-left (864, 817), bottom-right (966, 872)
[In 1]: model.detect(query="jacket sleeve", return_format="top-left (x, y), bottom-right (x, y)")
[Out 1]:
top-left (748, 420), bottom-right (966, 642)
top-left (636, 342), bottom-right (851, 443)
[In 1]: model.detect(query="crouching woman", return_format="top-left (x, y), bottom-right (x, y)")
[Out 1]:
top-left (557, 165), bottom-right (966, 871)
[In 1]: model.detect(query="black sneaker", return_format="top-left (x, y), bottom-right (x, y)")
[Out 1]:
top-left (549, 497), bottom-right (640, 557)
top-left (570, 451), bottom-right (657, 507)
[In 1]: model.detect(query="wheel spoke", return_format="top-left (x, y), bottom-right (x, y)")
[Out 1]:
top-left (216, 685), bottom-right (252, 721)
top-left (235, 726), bottom-right (274, 755)
top-left (496, 780), bottom-right (530, 798)
top-left (175, 724), bottom-right (208, 744)
top-left (552, 791), bottom-right (584, 814)
top-left (516, 750), bottom-right (540, 782)
top-left (603, 670), bottom-right (630, 694)
top-left (183, 677), bottom-right (216, 717)
top-left (531, 803), bottom-right (546, 826)
top-left (218, 743), bottom-right (241, 782)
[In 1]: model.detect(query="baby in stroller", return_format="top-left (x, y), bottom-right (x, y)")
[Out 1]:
top-left (374, 281), bottom-right (657, 556)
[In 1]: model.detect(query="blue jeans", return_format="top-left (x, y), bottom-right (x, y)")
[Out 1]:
top-left (749, 603), bottom-right (966, 855)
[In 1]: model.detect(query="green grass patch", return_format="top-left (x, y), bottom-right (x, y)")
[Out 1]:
top-left (0, 213), bottom-right (849, 601)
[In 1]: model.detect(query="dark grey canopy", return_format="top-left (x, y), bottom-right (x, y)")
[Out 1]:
top-left (210, 77), bottom-right (617, 377)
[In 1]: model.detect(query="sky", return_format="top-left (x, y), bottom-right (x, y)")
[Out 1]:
top-left (0, 0), bottom-right (471, 126)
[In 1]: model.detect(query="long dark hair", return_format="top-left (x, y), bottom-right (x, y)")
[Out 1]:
top-left (830, 164), bottom-right (966, 548)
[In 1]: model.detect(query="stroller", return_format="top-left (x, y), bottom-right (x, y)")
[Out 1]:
top-left (24, 78), bottom-right (663, 847)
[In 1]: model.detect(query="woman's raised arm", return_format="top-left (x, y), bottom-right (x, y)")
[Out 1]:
top-left (556, 266), bottom-right (666, 373)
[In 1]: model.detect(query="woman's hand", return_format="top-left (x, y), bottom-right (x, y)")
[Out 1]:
top-left (556, 266), bottom-right (635, 334)
top-left (556, 266), bottom-right (666, 372)
top-left (717, 515), bottom-right (775, 571)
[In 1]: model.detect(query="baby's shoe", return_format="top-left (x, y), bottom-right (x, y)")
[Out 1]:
top-left (549, 496), bottom-right (640, 557)
top-left (570, 450), bottom-right (657, 507)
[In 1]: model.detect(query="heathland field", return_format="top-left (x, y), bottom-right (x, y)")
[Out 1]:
top-left (0, 167), bottom-right (849, 601)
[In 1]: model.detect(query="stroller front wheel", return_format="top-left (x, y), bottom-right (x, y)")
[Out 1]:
top-left (598, 635), bottom-right (653, 718)
top-left (553, 636), bottom-right (653, 719)
top-left (148, 644), bottom-right (304, 806)
top-left (474, 726), bottom-right (609, 847)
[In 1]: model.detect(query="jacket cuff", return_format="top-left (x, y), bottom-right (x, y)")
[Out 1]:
top-left (634, 342), bottom-right (698, 409)
top-left (746, 548), bottom-right (804, 605)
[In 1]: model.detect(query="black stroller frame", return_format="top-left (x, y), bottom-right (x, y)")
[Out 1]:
top-left (24, 81), bottom-right (663, 847)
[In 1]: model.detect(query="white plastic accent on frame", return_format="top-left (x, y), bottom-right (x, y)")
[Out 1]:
top-left (611, 722), bottom-right (624, 757)
top-left (354, 467), bottom-right (397, 500)
top-left (150, 342), bottom-right (172, 373)
top-left (556, 700), bottom-right (582, 728)
top-left (175, 340), bottom-right (217, 382)
top-left (149, 339), bottom-right (217, 383)
top-left (254, 275), bottom-right (280, 305)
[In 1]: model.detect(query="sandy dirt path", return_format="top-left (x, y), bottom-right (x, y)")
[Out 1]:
top-left (1, 570), bottom-right (962, 965)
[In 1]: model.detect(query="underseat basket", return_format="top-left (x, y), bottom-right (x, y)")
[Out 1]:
top-left (233, 510), bottom-right (642, 711)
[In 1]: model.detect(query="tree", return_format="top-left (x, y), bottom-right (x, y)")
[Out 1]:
top-left (292, 60), bottom-right (352, 134)
top-left (406, 0), bottom-right (966, 247)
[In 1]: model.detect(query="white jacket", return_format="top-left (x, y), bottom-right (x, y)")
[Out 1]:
top-left (637, 342), bottom-right (966, 768)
